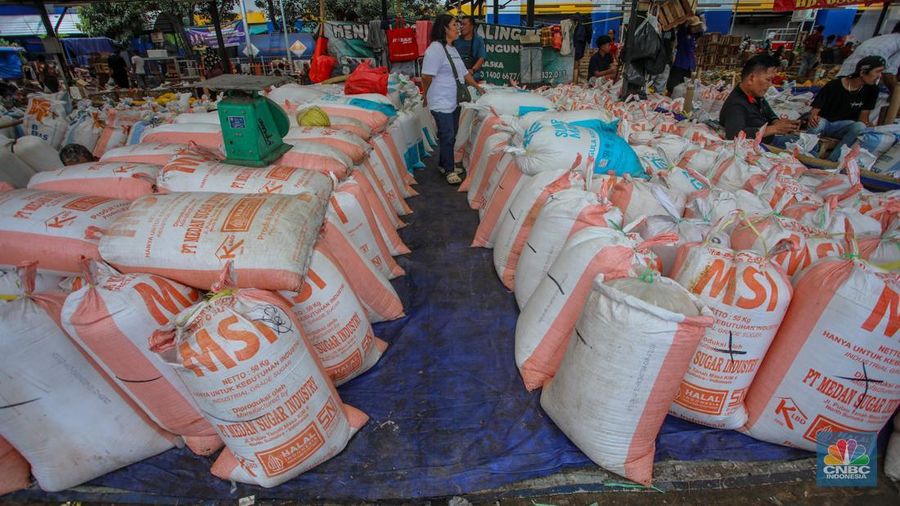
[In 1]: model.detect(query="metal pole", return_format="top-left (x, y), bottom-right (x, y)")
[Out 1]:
top-left (54, 6), bottom-right (67, 33)
top-left (619, 0), bottom-right (639, 101)
top-left (874, 0), bottom-right (893, 37)
top-left (34, 0), bottom-right (71, 88)
top-left (729, 1), bottom-right (737, 35)
top-left (55, 6), bottom-right (71, 68)
top-left (238, 0), bottom-right (254, 65)
top-left (493, 0), bottom-right (499, 25)
top-left (884, 83), bottom-right (900, 124)
top-left (279, 0), bottom-right (291, 68)
top-left (526, 0), bottom-right (535, 27)
top-left (209, 1), bottom-right (231, 73)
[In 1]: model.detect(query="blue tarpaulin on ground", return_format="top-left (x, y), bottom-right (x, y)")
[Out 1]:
top-left (0, 46), bottom-right (23, 79)
top-left (10, 153), bottom-right (812, 503)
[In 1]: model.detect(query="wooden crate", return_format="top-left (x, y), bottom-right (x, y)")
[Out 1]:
top-left (574, 49), bottom-right (594, 84)
top-left (637, 0), bottom-right (697, 31)
top-left (658, 0), bottom-right (698, 31)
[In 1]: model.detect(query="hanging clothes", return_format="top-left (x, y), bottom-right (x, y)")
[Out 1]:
top-left (559, 19), bottom-right (574, 57)
top-left (416, 20), bottom-right (433, 58)
top-left (573, 15), bottom-right (592, 61)
top-left (540, 27), bottom-right (553, 48)
top-left (367, 19), bottom-right (389, 67)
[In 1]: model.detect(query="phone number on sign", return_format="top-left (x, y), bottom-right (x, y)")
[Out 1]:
top-left (482, 70), bottom-right (570, 82)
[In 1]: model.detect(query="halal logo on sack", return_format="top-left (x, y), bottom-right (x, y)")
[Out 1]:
top-left (816, 432), bottom-right (876, 487)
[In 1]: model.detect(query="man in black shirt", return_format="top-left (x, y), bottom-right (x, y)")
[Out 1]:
top-left (588, 35), bottom-right (617, 80)
top-left (808, 55), bottom-right (885, 161)
top-left (720, 54), bottom-right (800, 148)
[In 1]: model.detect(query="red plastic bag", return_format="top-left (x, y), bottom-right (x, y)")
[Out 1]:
top-left (387, 23), bottom-right (418, 63)
top-left (309, 36), bottom-right (336, 83)
top-left (309, 55), bottom-right (336, 83)
top-left (344, 61), bottom-right (389, 95)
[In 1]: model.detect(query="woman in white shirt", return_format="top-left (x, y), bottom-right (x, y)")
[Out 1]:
top-left (421, 14), bottom-right (485, 184)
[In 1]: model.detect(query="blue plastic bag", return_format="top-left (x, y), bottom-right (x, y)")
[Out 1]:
top-left (568, 118), bottom-right (619, 134)
top-left (594, 132), bottom-right (645, 178)
top-left (347, 97), bottom-right (398, 118)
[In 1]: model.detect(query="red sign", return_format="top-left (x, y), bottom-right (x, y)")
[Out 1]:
top-left (774, 0), bottom-right (884, 11)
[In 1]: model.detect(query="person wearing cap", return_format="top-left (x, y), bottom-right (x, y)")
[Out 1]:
top-left (798, 25), bottom-right (825, 81)
top-left (808, 55), bottom-right (885, 161)
top-left (666, 16), bottom-right (704, 94)
top-left (588, 35), bottom-right (617, 79)
top-left (839, 22), bottom-right (900, 95)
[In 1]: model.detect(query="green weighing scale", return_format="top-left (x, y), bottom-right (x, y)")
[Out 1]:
top-left (193, 75), bottom-right (293, 167)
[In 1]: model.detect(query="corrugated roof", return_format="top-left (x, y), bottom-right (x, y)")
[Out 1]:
top-left (0, 12), bottom-right (83, 37)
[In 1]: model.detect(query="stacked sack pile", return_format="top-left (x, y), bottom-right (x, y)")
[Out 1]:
top-left (2, 90), bottom-right (221, 188)
top-left (459, 83), bottom-right (899, 487)
top-left (0, 74), bottom-right (432, 494)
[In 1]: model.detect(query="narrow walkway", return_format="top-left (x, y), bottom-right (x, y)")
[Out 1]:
top-left (13, 155), bottom-right (808, 503)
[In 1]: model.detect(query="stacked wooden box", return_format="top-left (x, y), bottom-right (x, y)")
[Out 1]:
top-left (696, 34), bottom-right (743, 69)
top-left (574, 49), bottom-right (595, 84)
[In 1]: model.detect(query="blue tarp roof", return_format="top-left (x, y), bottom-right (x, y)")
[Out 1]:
top-left (60, 37), bottom-right (115, 65)
top-left (4, 36), bottom-right (114, 59)
top-left (61, 37), bottom-right (117, 67)
top-left (61, 37), bottom-right (116, 57)
top-left (0, 46), bottom-right (23, 79)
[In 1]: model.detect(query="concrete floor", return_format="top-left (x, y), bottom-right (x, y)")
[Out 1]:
top-left (460, 458), bottom-right (900, 505)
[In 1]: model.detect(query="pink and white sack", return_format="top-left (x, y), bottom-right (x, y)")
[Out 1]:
top-left (281, 246), bottom-right (387, 385)
top-left (493, 169), bottom-right (585, 289)
top-left (513, 190), bottom-right (622, 308)
top-left (515, 225), bottom-right (667, 390)
top-left (668, 215), bottom-right (793, 430)
top-left (159, 154), bottom-right (333, 201)
top-left (27, 161), bottom-right (159, 200)
top-left (742, 244), bottom-right (900, 451)
top-left (61, 260), bottom-right (222, 455)
top-left (541, 274), bottom-right (713, 485)
top-left (151, 271), bottom-right (367, 488)
top-left (0, 263), bottom-right (175, 492)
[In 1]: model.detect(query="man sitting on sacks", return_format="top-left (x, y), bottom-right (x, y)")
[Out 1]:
top-left (807, 55), bottom-right (885, 162)
top-left (720, 54), bottom-right (801, 149)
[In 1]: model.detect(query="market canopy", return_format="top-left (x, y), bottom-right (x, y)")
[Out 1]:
top-left (774, 0), bottom-right (885, 11)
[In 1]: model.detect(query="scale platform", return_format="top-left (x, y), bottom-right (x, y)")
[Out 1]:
top-left (192, 75), bottom-right (293, 167)
top-left (191, 74), bottom-right (291, 91)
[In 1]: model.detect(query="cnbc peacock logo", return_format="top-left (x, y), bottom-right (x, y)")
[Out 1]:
top-left (823, 438), bottom-right (870, 470)
top-left (817, 432), bottom-right (876, 487)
